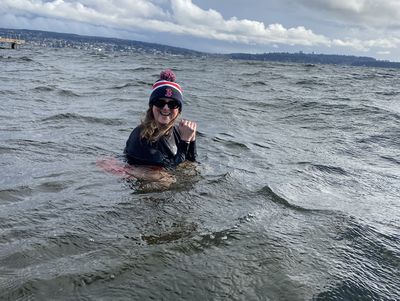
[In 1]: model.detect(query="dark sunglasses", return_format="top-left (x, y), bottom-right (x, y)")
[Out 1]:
top-left (153, 99), bottom-right (180, 109)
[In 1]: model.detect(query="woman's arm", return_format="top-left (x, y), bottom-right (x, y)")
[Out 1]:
top-left (187, 140), bottom-right (197, 162)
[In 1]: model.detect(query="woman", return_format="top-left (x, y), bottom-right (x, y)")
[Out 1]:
top-left (124, 69), bottom-right (197, 169)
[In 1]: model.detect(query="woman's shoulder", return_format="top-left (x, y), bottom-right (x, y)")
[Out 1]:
top-left (126, 125), bottom-right (144, 147)
top-left (128, 125), bottom-right (142, 138)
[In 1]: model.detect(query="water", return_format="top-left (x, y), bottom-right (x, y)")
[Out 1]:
top-left (1, 46), bottom-right (399, 300)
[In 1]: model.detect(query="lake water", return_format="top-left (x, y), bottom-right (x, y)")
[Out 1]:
top-left (1, 46), bottom-right (399, 300)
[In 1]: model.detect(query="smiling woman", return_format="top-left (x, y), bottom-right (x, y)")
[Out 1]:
top-left (124, 69), bottom-right (197, 168)
top-left (96, 69), bottom-right (197, 187)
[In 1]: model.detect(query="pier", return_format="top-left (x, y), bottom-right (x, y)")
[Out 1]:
top-left (0, 37), bottom-right (26, 49)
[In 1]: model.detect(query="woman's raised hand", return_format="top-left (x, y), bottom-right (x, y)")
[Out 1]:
top-left (178, 119), bottom-right (197, 142)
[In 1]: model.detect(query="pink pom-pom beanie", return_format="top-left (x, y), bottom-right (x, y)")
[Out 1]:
top-left (149, 69), bottom-right (183, 111)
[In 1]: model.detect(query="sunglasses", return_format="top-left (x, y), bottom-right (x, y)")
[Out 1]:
top-left (153, 99), bottom-right (180, 109)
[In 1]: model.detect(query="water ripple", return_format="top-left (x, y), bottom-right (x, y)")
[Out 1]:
top-left (41, 113), bottom-right (124, 126)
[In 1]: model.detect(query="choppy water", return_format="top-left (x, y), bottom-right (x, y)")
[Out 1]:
top-left (1, 46), bottom-right (399, 300)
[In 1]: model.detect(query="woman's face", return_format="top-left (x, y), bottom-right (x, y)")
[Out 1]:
top-left (152, 97), bottom-right (180, 126)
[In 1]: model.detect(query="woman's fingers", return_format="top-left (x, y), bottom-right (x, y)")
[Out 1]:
top-left (180, 119), bottom-right (196, 130)
top-left (179, 119), bottom-right (197, 142)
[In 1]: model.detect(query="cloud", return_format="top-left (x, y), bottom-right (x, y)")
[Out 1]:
top-left (169, 0), bottom-right (331, 46)
top-left (377, 51), bottom-right (391, 55)
top-left (1, 0), bottom-right (399, 52)
top-left (331, 37), bottom-right (400, 51)
top-left (294, 0), bottom-right (400, 28)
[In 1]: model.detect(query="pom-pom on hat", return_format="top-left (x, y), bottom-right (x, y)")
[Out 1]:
top-left (149, 69), bottom-right (183, 111)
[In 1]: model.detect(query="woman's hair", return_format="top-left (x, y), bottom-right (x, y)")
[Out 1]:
top-left (140, 107), bottom-right (180, 142)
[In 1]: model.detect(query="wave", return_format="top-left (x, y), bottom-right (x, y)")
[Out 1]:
top-left (5, 138), bottom-right (60, 152)
top-left (252, 142), bottom-right (271, 149)
top-left (0, 90), bottom-right (17, 95)
top-left (297, 162), bottom-right (348, 176)
top-left (106, 97), bottom-right (133, 102)
top-left (315, 279), bottom-right (386, 301)
top-left (58, 89), bottom-right (80, 97)
top-left (375, 72), bottom-right (397, 79)
top-left (0, 145), bottom-right (18, 154)
top-left (348, 105), bottom-right (400, 120)
top-left (108, 81), bottom-right (148, 90)
top-left (375, 91), bottom-right (400, 96)
top-left (36, 180), bottom-right (73, 193)
top-left (41, 113), bottom-right (125, 126)
top-left (0, 56), bottom-right (34, 62)
top-left (32, 85), bottom-right (56, 92)
top-left (295, 79), bottom-right (327, 86)
top-left (322, 217), bottom-right (400, 300)
top-left (121, 67), bottom-right (154, 72)
top-left (257, 185), bottom-right (313, 212)
top-left (380, 155), bottom-right (400, 165)
top-left (367, 104), bottom-right (400, 119)
top-left (357, 133), bottom-right (400, 148)
top-left (212, 136), bottom-right (250, 150)
top-left (108, 82), bottom-right (136, 90)
top-left (141, 222), bottom-right (198, 245)
top-left (241, 80), bottom-right (268, 87)
top-left (19, 56), bottom-right (33, 62)
top-left (288, 100), bottom-right (352, 112)
top-left (239, 70), bottom-right (263, 76)
top-left (0, 186), bottom-right (33, 204)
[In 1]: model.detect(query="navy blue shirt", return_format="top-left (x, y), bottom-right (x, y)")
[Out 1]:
top-left (124, 125), bottom-right (197, 168)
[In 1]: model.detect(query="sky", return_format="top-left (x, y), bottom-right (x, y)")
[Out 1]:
top-left (1, 0), bottom-right (400, 61)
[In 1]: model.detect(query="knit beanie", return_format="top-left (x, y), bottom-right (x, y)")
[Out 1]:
top-left (149, 69), bottom-right (183, 111)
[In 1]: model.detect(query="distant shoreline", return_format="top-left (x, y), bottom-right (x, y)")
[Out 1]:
top-left (1, 27), bottom-right (400, 69)
top-left (228, 52), bottom-right (400, 69)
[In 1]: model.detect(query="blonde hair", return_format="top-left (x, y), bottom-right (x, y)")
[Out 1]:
top-left (140, 108), bottom-right (180, 143)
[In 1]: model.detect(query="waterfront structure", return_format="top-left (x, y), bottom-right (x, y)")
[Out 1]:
top-left (0, 37), bottom-right (26, 49)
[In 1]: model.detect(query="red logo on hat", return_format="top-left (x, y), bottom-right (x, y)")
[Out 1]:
top-left (165, 88), bottom-right (173, 98)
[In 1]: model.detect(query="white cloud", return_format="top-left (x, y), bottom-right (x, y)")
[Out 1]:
top-left (332, 37), bottom-right (400, 51)
top-left (168, 1), bottom-right (330, 46)
top-left (295, 0), bottom-right (400, 28)
top-left (1, 0), bottom-right (400, 53)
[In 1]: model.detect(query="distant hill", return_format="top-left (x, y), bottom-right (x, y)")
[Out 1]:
top-left (1, 28), bottom-right (399, 68)
top-left (0, 28), bottom-right (204, 56)
top-left (228, 52), bottom-right (400, 69)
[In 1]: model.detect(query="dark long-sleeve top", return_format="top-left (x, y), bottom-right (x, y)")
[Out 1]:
top-left (124, 125), bottom-right (197, 168)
